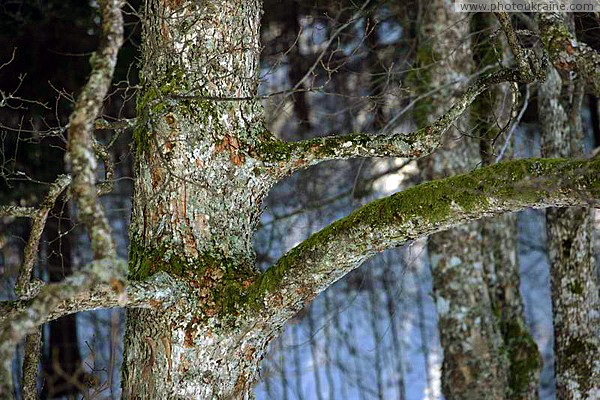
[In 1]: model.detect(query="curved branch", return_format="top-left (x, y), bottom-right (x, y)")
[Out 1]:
top-left (15, 175), bottom-right (71, 299)
top-left (66, 0), bottom-right (123, 259)
top-left (250, 158), bottom-right (600, 327)
top-left (0, 206), bottom-right (37, 218)
top-left (257, 68), bottom-right (533, 177)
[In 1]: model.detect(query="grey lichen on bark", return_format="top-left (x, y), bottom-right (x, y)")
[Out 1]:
top-left (255, 158), bottom-right (600, 332)
top-left (21, 328), bottom-right (42, 400)
top-left (66, 0), bottom-right (123, 260)
top-left (124, 1), bottom-right (278, 397)
top-left (14, 174), bottom-right (71, 300)
top-left (413, 4), bottom-right (508, 398)
top-left (256, 67), bottom-right (531, 177)
top-left (473, 12), bottom-right (541, 399)
top-left (538, 12), bottom-right (600, 95)
top-left (538, 45), bottom-right (600, 399)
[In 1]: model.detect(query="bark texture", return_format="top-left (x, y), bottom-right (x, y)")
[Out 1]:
top-left (472, 13), bottom-right (540, 399)
top-left (124, 1), bottom-right (274, 397)
top-left (414, 4), bottom-right (507, 398)
top-left (123, 2), bottom-right (531, 397)
top-left (539, 56), bottom-right (600, 399)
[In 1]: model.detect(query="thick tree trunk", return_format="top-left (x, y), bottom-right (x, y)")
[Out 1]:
top-left (414, 3), bottom-right (507, 398)
top-left (123, 1), bottom-right (276, 397)
top-left (538, 57), bottom-right (600, 399)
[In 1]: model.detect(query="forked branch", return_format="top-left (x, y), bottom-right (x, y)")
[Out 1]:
top-left (12, 175), bottom-right (71, 299)
top-left (259, 68), bottom-right (535, 177)
top-left (0, 267), bottom-right (190, 395)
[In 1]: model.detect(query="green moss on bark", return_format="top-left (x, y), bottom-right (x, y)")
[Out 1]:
top-left (502, 319), bottom-right (542, 396)
top-left (129, 239), bottom-right (260, 317)
top-left (251, 157), bottom-right (600, 310)
top-left (562, 337), bottom-right (595, 392)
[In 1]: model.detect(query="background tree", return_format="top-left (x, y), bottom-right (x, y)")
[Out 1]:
top-left (0, 1), bottom-right (599, 399)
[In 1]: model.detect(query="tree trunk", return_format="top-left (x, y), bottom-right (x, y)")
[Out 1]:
top-left (538, 48), bottom-right (600, 399)
top-left (122, 1), bottom-right (277, 397)
top-left (413, 2), bottom-right (507, 398)
top-left (471, 13), bottom-right (541, 399)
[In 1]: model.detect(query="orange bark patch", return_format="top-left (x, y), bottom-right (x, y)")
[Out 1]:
top-left (215, 134), bottom-right (245, 165)
top-left (179, 354), bottom-right (190, 374)
top-left (150, 166), bottom-right (163, 189)
top-left (162, 0), bottom-right (183, 8)
top-left (148, 299), bottom-right (162, 309)
top-left (566, 42), bottom-right (574, 55)
top-left (183, 316), bottom-right (200, 348)
top-left (164, 113), bottom-right (176, 126)
top-left (243, 346), bottom-right (256, 361)
top-left (234, 373), bottom-right (248, 394)
top-left (109, 278), bottom-right (125, 293)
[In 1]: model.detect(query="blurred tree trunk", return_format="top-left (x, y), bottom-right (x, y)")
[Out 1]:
top-left (41, 201), bottom-right (85, 399)
top-left (471, 13), bottom-right (540, 400)
top-left (538, 16), bottom-right (600, 396)
top-left (413, 3), bottom-right (507, 398)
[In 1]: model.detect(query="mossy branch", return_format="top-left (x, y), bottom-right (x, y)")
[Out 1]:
top-left (250, 158), bottom-right (600, 328)
top-left (257, 68), bottom-right (533, 177)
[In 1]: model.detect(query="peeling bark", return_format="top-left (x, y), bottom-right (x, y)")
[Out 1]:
top-left (124, 1), bottom-right (272, 397)
top-left (4, 2), bottom-right (600, 399)
top-left (539, 12), bottom-right (600, 95)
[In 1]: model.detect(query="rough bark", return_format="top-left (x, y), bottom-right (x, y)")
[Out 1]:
top-left (538, 54), bottom-right (600, 399)
top-left (122, 1), bottom-right (531, 397)
top-left (66, 0), bottom-right (122, 259)
top-left (4, 2), bottom-right (600, 399)
top-left (21, 328), bottom-right (41, 400)
top-left (257, 158), bottom-right (600, 330)
top-left (414, 4), bottom-right (507, 398)
top-left (472, 13), bottom-right (541, 399)
top-left (538, 12), bottom-right (600, 95)
top-left (123, 0), bottom-right (272, 397)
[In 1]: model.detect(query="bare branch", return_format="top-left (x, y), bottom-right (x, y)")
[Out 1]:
top-left (94, 117), bottom-right (136, 131)
top-left (538, 12), bottom-right (600, 95)
top-left (21, 328), bottom-right (41, 400)
top-left (0, 266), bottom-right (190, 396)
top-left (0, 206), bottom-right (37, 218)
top-left (495, 12), bottom-right (536, 81)
top-left (93, 139), bottom-right (114, 196)
top-left (66, 0), bottom-right (123, 259)
top-left (258, 68), bottom-right (534, 177)
top-left (15, 175), bottom-right (71, 299)
top-left (250, 158), bottom-right (600, 328)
